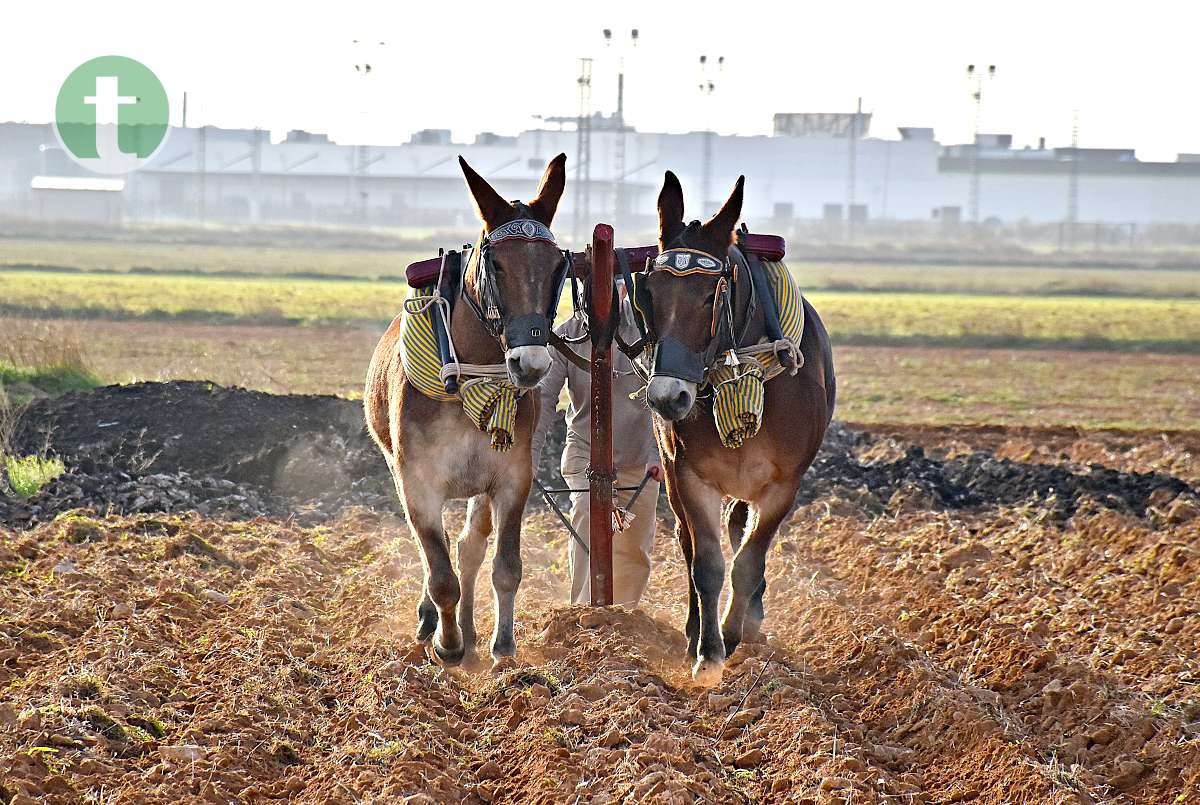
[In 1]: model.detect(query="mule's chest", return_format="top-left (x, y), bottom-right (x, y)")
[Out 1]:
top-left (399, 388), bottom-right (530, 499)
top-left (664, 415), bottom-right (783, 500)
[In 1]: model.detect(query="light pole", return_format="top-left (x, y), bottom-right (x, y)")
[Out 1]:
top-left (603, 28), bottom-right (639, 226)
top-left (573, 58), bottom-right (593, 245)
top-left (1066, 109), bottom-right (1080, 248)
top-left (350, 39), bottom-right (387, 225)
top-left (966, 63), bottom-right (995, 230)
top-left (698, 54), bottom-right (724, 209)
top-left (846, 97), bottom-right (862, 242)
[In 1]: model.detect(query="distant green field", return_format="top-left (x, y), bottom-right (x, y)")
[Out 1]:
top-left (797, 262), bottom-right (1200, 298)
top-left (3, 238), bottom-right (1200, 297)
top-left (1, 268), bottom-right (1198, 352)
top-left (808, 292), bottom-right (1200, 352)
top-left (0, 238), bottom-right (420, 279)
top-left (0, 269), bottom-right (398, 325)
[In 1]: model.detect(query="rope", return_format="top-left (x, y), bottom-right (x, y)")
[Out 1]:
top-left (439, 362), bottom-right (511, 384)
top-left (402, 252), bottom-right (461, 369)
top-left (728, 338), bottom-right (804, 378)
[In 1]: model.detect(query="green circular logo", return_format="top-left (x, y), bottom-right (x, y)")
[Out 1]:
top-left (54, 56), bottom-right (170, 175)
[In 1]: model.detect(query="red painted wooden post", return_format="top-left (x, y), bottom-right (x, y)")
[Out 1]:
top-left (588, 223), bottom-right (616, 606)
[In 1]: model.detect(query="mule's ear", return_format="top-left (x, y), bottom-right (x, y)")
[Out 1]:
top-left (459, 155), bottom-right (512, 230)
top-left (527, 152), bottom-right (567, 226)
top-left (657, 170), bottom-right (686, 248)
top-left (698, 175), bottom-right (744, 249)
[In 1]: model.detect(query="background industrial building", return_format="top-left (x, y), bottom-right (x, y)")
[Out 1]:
top-left (3, 111), bottom-right (1199, 248)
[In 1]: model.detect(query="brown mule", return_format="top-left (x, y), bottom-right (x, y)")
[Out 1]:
top-left (364, 154), bottom-right (568, 666)
top-left (640, 171), bottom-right (836, 685)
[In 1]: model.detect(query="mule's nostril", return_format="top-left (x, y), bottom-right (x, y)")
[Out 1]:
top-left (507, 356), bottom-right (522, 372)
top-left (674, 390), bottom-right (690, 409)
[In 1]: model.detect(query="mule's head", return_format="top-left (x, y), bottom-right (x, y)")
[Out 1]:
top-left (459, 153), bottom-right (568, 387)
top-left (642, 171), bottom-right (744, 420)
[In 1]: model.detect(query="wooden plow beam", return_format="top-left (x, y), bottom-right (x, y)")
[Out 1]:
top-left (587, 223), bottom-right (616, 606)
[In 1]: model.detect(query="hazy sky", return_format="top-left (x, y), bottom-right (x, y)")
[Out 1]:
top-left (3, 0), bottom-right (1198, 161)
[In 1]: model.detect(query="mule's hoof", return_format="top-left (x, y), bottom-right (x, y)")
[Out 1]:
top-left (432, 641), bottom-right (466, 667)
top-left (692, 657), bottom-right (725, 688)
top-left (491, 638), bottom-right (517, 661)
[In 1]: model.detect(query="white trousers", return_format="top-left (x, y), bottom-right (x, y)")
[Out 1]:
top-left (562, 465), bottom-right (660, 606)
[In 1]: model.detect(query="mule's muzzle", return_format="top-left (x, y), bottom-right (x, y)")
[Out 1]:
top-left (647, 376), bottom-right (697, 421)
top-left (646, 338), bottom-right (705, 420)
top-left (652, 337), bottom-right (707, 385)
top-left (505, 346), bottom-right (552, 388)
top-left (502, 313), bottom-right (552, 387)
top-left (503, 313), bottom-right (550, 349)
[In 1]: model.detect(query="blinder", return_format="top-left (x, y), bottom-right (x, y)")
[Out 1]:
top-left (630, 270), bottom-right (655, 335)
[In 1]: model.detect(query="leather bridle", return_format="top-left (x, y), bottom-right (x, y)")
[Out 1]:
top-left (459, 203), bottom-right (579, 351)
top-left (619, 224), bottom-right (757, 388)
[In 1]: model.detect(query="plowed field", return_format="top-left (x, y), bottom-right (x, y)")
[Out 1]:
top-left (1, 385), bottom-right (1198, 803)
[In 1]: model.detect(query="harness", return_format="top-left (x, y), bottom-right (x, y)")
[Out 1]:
top-left (399, 205), bottom-right (580, 451)
top-left (618, 222), bottom-right (756, 387)
top-left (619, 225), bottom-right (805, 449)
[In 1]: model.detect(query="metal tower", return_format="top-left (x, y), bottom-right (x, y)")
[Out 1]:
top-left (605, 28), bottom-right (638, 227)
top-left (698, 54), bottom-right (724, 208)
top-left (1066, 110), bottom-right (1080, 247)
top-left (966, 64), bottom-right (996, 229)
top-left (573, 58), bottom-right (593, 245)
top-left (846, 97), bottom-right (861, 241)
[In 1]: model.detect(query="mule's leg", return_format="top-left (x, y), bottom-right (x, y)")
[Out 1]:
top-left (723, 499), bottom-right (750, 552)
top-left (675, 470), bottom-right (727, 686)
top-left (488, 486), bottom-right (525, 661)
top-left (456, 494), bottom-right (493, 656)
top-left (389, 466), bottom-right (439, 643)
top-left (722, 498), bottom-right (767, 644)
top-left (399, 480), bottom-right (464, 665)
top-left (663, 474), bottom-right (699, 658)
top-left (721, 487), bottom-right (793, 658)
top-left (416, 589), bottom-right (439, 644)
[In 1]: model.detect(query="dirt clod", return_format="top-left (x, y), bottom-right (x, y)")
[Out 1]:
top-left (158, 745), bottom-right (206, 764)
top-left (734, 747), bottom-right (765, 768)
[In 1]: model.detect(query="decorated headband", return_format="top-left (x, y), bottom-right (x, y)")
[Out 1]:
top-left (651, 248), bottom-right (725, 276)
top-left (487, 218), bottom-right (556, 245)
